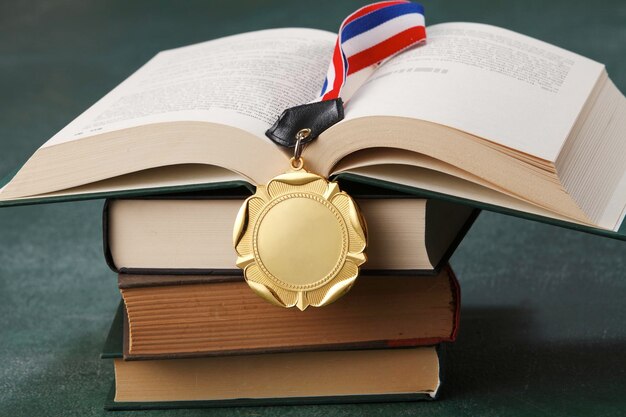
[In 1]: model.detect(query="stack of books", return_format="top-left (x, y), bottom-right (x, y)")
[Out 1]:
top-left (0, 18), bottom-right (624, 411)
top-left (100, 186), bottom-right (478, 409)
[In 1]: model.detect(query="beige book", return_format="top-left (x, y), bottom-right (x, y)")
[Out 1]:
top-left (106, 196), bottom-right (475, 271)
top-left (2, 23), bottom-right (625, 232)
top-left (112, 346), bottom-right (441, 404)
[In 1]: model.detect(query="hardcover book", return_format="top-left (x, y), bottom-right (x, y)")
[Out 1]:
top-left (1, 22), bottom-right (624, 241)
top-left (104, 189), bottom-right (477, 273)
top-left (118, 266), bottom-right (459, 359)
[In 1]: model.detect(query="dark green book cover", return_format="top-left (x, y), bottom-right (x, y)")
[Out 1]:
top-left (0, 167), bottom-right (253, 208)
top-left (100, 302), bottom-right (124, 360)
top-left (101, 301), bottom-right (444, 410)
top-left (338, 173), bottom-right (626, 241)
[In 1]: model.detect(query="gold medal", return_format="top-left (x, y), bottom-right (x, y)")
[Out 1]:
top-left (233, 129), bottom-right (367, 310)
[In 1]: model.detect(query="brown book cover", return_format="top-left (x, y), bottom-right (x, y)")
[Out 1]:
top-left (120, 265), bottom-right (460, 360)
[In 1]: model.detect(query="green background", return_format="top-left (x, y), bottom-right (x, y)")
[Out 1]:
top-left (0, 0), bottom-right (625, 416)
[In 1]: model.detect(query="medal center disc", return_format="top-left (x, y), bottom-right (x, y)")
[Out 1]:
top-left (253, 193), bottom-right (348, 290)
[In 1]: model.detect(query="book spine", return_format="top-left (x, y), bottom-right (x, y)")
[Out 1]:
top-left (447, 264), bottom-right (461, 342)
top-left (433, 209), bottom-right (481, 272)
top-left (102, 199), bottom-right (117, 273)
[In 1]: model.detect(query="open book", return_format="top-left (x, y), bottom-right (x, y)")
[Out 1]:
top-left (1, 23), bottom-right (625, 238)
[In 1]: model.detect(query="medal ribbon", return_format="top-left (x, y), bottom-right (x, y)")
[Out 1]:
top-left (319, 1), bottom-right (426, 102)
top-left (265, 1), bottom-right (426, 147)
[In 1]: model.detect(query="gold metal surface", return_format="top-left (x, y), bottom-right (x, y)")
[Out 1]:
top-left (233, 166), bottom-right (367, 311)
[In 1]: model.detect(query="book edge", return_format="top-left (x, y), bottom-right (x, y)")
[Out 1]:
top-left (0, 179), bottom-right (253, 208)
top-left (104, 381), bottom-right (437, 410)
top-left (337, 173), bottom-right (626, 241)
top-left (118, 269), bottom-right (459, 360)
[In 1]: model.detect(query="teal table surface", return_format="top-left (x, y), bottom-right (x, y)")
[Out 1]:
top-left (1, 1), bottom-right (625, 416)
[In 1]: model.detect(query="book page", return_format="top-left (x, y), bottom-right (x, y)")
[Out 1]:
top-left (344, 22), bottom-right (605, 161)
top-left (44, 28), bottom-right (334, 148)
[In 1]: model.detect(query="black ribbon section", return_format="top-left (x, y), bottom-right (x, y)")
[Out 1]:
top-left (265, 98), bottom-right (344, 148)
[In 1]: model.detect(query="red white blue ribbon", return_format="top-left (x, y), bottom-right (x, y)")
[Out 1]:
top-left (319, 1), bottom-right (426, 102)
